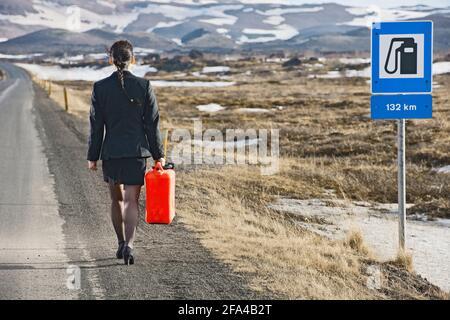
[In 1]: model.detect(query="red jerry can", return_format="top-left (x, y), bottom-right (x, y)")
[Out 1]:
top-left (145, 162), bottom-right (175, 224)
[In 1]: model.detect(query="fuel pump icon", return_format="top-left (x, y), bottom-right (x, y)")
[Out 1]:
top-left (384, 37), bottom-right (417, 75)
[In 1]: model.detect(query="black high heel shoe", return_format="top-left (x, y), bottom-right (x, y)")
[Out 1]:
top-left (116, 241), bottom-right (125, 259)
top-left (123, 246), bottom-right (134, 265)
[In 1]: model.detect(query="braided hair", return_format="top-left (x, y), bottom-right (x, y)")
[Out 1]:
top-left (109, 40), bottom-right (141, 106)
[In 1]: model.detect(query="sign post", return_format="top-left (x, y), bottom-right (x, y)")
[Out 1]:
top-left (371, 21), bottom-right (433, 250)
top-left (398, 119), bottom-right (406, 249)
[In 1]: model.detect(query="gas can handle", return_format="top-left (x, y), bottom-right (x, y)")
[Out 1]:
top-left (153, 161), bottom-right (164, 173)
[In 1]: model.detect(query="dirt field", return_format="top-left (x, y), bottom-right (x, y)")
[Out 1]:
top-left (31, 56), bottom-right (450, 299)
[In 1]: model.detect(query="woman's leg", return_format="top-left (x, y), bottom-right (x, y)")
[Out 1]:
top-left (123, 185), bottom-right (141, 249)
top-left (108, 182), bottom-right (125, 243)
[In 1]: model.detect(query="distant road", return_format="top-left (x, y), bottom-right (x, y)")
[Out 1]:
top-left (0, 62), bottom-right (259, 300)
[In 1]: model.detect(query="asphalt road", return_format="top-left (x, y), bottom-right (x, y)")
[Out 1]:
top-left (0, 62), bottom-right (259, 300)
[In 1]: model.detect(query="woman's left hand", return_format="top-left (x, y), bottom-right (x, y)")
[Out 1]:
top-left (156, 158), bottom-right (166, 167)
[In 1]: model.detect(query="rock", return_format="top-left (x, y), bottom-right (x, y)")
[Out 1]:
top-left (282, 57), bottom-right (302, 68)
top-left (189, 49), bottom-right (204, 60)
top-left (181, 28), bottom-right (209, 44)
top-left (144, 53), bottom-right (160, 63)
top-left (269, 51), bottom-right (285, 59)
top-left (153, 55), bottom-right (194, 72)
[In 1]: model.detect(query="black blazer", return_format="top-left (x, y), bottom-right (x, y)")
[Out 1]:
top-left (87, 70), bottom-right (164, 161)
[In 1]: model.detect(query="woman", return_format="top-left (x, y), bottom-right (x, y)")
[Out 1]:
top-left (87, 40), bottom-right (165, 265)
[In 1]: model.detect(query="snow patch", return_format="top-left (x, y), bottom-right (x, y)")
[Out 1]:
top-left (44, 54), bottom-right (84, 64)
top-left (216, 28), bottom-right (229, 34)
top-left (200, 17), bottom-right (237, 26)
top-left (96, 0), bottom-right (116, 9)
top-left (436, 219), bottom-right (450, 228)
top-left (342, 6), bottom-right (431, 28)
top-left (202, 66), bottom-right (230, 73)
top-left (171, 38), bottom-right (183, 46)
top-left (236, 108), bottom-right (269, 113)
top-left (87, 53), bottom-right (108, 60)
top-left (258, 7), bottom-right (324, 16)
top-left (263, 16), bottom-right (285, 26)
top-left (309, 67), bottom-right (371, 79)
top-left (191, 71), bottom-right (205, 77)
top-left (147, 20), bottom-right (185, 32)
top-left (433, 165), bottom-right (450, 174)
top-left (133, 47), bottom-right (157, 55)
top-left (433, 61), bottom-right (450, 75)
top-left (0, 53), bottom-right (43, 60)
top-left (339, 57), bottom-right (370, 65)
top-left (147, 0), bottom-right (218, 4)
top-left (196, 103), bottom-right (225, 112)
top-left (239, 24), bottom-right (298, 43)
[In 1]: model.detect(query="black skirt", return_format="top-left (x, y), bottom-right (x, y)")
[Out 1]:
top-left (102, 158), bottom-right (147, 186)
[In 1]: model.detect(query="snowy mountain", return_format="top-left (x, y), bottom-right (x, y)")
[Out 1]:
top-left (0, 0), bottom-right (449, 53)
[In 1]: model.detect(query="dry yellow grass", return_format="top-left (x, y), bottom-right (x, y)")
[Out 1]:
top-left (392, 249), bottom-right (414, 273)
top-left (33, 77), bottom-right (91, 120)
top-left (176, 165), bottom-right (376, 299)
top-left (344, 229), bottom-right (372, 257)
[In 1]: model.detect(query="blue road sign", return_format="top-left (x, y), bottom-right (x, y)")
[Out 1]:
top-left (371, 21), bottom-right (433, 94)
top-left (371, 94), bottom-right (432, 119)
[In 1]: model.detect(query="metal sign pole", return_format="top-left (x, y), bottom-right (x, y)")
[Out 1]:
top-left (398, 119), bottom-right (406, 250)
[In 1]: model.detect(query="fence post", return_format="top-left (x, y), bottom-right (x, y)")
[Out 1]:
top-left (63, 86), bottom-right (69, 111)
top-left (164, 129), bottom-right (169, 157)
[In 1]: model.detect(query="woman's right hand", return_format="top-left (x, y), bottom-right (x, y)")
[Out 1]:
top-left (156, 158), bottom-right (166, 167)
